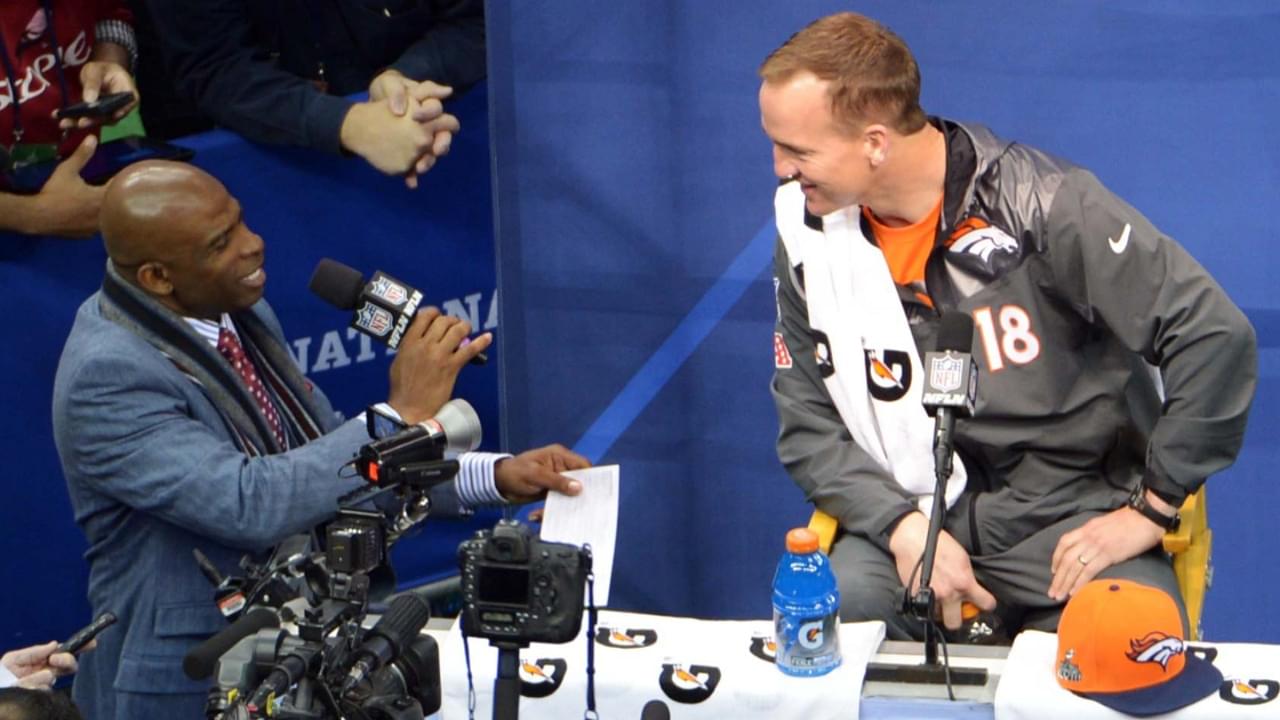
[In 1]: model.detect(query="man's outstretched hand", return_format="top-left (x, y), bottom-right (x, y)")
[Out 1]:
top-left (495, 445), bottom-right (590, 504)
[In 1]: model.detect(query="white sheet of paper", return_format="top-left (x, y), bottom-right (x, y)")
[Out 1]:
top-left (539, 464), bottom-right (619, 606)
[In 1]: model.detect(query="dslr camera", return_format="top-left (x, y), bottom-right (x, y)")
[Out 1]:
top-left (459, 520), bottom-right (591, 645)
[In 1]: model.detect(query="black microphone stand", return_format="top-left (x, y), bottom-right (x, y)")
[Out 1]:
top-left (865, 407), bottom-right (987, 687)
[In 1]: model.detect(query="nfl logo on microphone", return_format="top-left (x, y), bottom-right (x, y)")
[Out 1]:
top-left (929, 355), bottom-right (963, 393)
top-left (369, 275), bottom-right (408, 306)
top-left (355, 303), bottom-right (393, 336)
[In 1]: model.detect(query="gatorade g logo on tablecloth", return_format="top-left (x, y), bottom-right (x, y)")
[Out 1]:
top-left (594, 627), bottom-right (658, 649)
top-left (748, 632), bottom-right (777, 664)
top-left (518, 658), bottom-right (567, 698)
top-left (811, 329), bottom-right (834, 378)
top-left (658, 663), bottom-right (721, 704)
top-left (1219, 678), bottom-right (1279, 706)
top-left (865, 348), bottom-right (911, 401)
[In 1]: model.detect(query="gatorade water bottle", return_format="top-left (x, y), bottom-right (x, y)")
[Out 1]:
top-left (772, 527), bottom-right (842, 676)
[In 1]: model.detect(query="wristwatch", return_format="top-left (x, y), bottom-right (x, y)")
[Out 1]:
top-left (1127, 484), bottom-right (1181, 531)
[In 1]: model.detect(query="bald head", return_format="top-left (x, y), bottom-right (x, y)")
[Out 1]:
top-left (101, 161), bottom-right (231, 267)
top-left (100, 161), bottom-right (267, 319)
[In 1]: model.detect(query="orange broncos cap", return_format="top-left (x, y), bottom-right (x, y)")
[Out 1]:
top-left (1055, 579), bottom-right (1222, 716)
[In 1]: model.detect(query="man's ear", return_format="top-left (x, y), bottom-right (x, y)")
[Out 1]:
top-left (136, 262), bottom-right (173, 297)
top-left (863, 123), bottom-right (889, 168)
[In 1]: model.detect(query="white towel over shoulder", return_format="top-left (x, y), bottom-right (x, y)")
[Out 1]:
top-left (775, 182), bottom-right (965, 515)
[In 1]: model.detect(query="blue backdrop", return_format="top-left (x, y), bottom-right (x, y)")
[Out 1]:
top-left (0, 87), bottom-right (500, 648)
top-left (488, 1), bottom-right (1280, 641)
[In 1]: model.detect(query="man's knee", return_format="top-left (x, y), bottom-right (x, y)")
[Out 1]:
top-left (828, 532), bottom-right (904, 623)
top-left (836, 575), bottom-right (903, 623)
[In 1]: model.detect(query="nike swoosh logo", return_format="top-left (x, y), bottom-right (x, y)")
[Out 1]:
top-left (1108, 223), bottom-right (1131, 254)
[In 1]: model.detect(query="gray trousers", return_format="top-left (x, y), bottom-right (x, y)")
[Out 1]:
top-left (829, 510), bottom-right (1185, 641)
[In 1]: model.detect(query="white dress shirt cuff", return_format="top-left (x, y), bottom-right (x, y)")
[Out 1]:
top-left (456, 451), bottom-right (511, 508)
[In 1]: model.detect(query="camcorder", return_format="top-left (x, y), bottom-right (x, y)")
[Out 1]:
top-left (201, 509), bottom-right (441, 720)
top-left (459, 520), bottom-right (591, 646)
top-left (198, 400), bottom-right (485, 719)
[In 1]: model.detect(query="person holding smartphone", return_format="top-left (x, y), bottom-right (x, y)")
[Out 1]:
top-left (0, 643), bottom-right (83, 691)
top-left (0, 1), bottom-right (139, 239)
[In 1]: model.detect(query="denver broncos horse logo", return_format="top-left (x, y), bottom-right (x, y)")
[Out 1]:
top-left (1126, 632), bottom-right (1185, 670)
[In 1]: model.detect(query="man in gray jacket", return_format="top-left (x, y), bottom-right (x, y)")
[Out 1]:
top-left (52, 161), bottom-right (587, 718)
top-left (760, 13), bottom-right (1255, 639)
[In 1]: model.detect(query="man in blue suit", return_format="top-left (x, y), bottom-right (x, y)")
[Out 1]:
top-left (51, 160), bottom-right (587, 719)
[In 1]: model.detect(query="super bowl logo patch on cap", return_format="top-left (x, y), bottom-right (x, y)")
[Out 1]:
top-left (1057, 649), bottom-right (1082, 684)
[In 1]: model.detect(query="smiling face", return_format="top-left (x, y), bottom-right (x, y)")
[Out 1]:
top-left (103, 162), bottom-right (267, 320)
top-left (160, 191), bottom-right (266, 319)
top-left (759, 72), bottom-right (873, 216)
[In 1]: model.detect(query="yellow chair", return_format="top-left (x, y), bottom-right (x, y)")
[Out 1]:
top-left (806, 486), bottom-right (1211, 639)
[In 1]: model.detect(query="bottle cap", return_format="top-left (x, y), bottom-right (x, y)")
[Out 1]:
top-left (785, 527), bottom-right (819, 554)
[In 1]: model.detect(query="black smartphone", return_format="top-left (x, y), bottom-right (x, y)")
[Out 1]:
top-left (54, 91), bottom-right (135, 120)
top-left (56, 612), bottom-right (117, 655)
top-left (0, 136), bottom-right (196, 195)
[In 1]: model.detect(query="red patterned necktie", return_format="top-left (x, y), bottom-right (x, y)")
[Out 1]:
top-left (217, 327), bottom-right (286, 450)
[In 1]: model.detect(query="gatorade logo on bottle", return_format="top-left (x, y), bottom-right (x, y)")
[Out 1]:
top-left (798, 620), bottom-right (825, 650)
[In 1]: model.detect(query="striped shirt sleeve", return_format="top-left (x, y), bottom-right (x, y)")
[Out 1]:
top-left (456, 451), bottom-right (510, 508)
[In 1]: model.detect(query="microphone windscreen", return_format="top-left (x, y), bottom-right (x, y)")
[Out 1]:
top-left (936, 311), bottom-right (975, 353)
top-left (640, 700), bottom-right (671, 720)
top-left (309, 259), bottom-right (365, 310)
top-left (182, 607), bottom-right (279, 681)
top-left (366, 593), bottom-right (431, 660)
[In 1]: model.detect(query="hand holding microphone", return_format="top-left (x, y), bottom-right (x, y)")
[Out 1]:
top-left (310, 259), bottom-right (491, 425)
top-left (387, 307), bottom-right (491, 424)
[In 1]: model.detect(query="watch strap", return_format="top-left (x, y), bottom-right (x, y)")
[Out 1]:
top-left (1128, 486), bottom-right (1180, 531)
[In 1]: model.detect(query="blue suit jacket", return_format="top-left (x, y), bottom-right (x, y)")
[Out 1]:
top-left (51, 294), bottom-right (441, 719)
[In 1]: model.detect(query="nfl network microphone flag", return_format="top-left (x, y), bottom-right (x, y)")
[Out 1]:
top-left (351, 271), bottom-right (425, 350)
top-left (921, 315), bottom-right (978, 419)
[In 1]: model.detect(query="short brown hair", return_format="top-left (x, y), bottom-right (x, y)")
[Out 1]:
top-left (760, 12), bottom-right (927, 134)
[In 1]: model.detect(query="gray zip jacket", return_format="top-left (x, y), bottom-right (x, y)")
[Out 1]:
top-left (772, 119), bottom-right (1256, 557)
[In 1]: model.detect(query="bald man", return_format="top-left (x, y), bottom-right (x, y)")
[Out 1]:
top-left (51, 162), bottom-right (587, 719)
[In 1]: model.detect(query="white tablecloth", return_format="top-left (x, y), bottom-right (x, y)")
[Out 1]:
top-left (439, 610), bottom-right (886, 719)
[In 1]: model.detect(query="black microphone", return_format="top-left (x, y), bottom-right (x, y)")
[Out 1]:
top-left (640, 700), bottom-right (671, 720)
top-left (340, 593), bottom-right (432, 695)
top-left (308, 258), bottom-right (487, 364)
top-left (920, 312), bottom-right (978, 482)
top-left (182, 607), bottom-right (280, 681)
